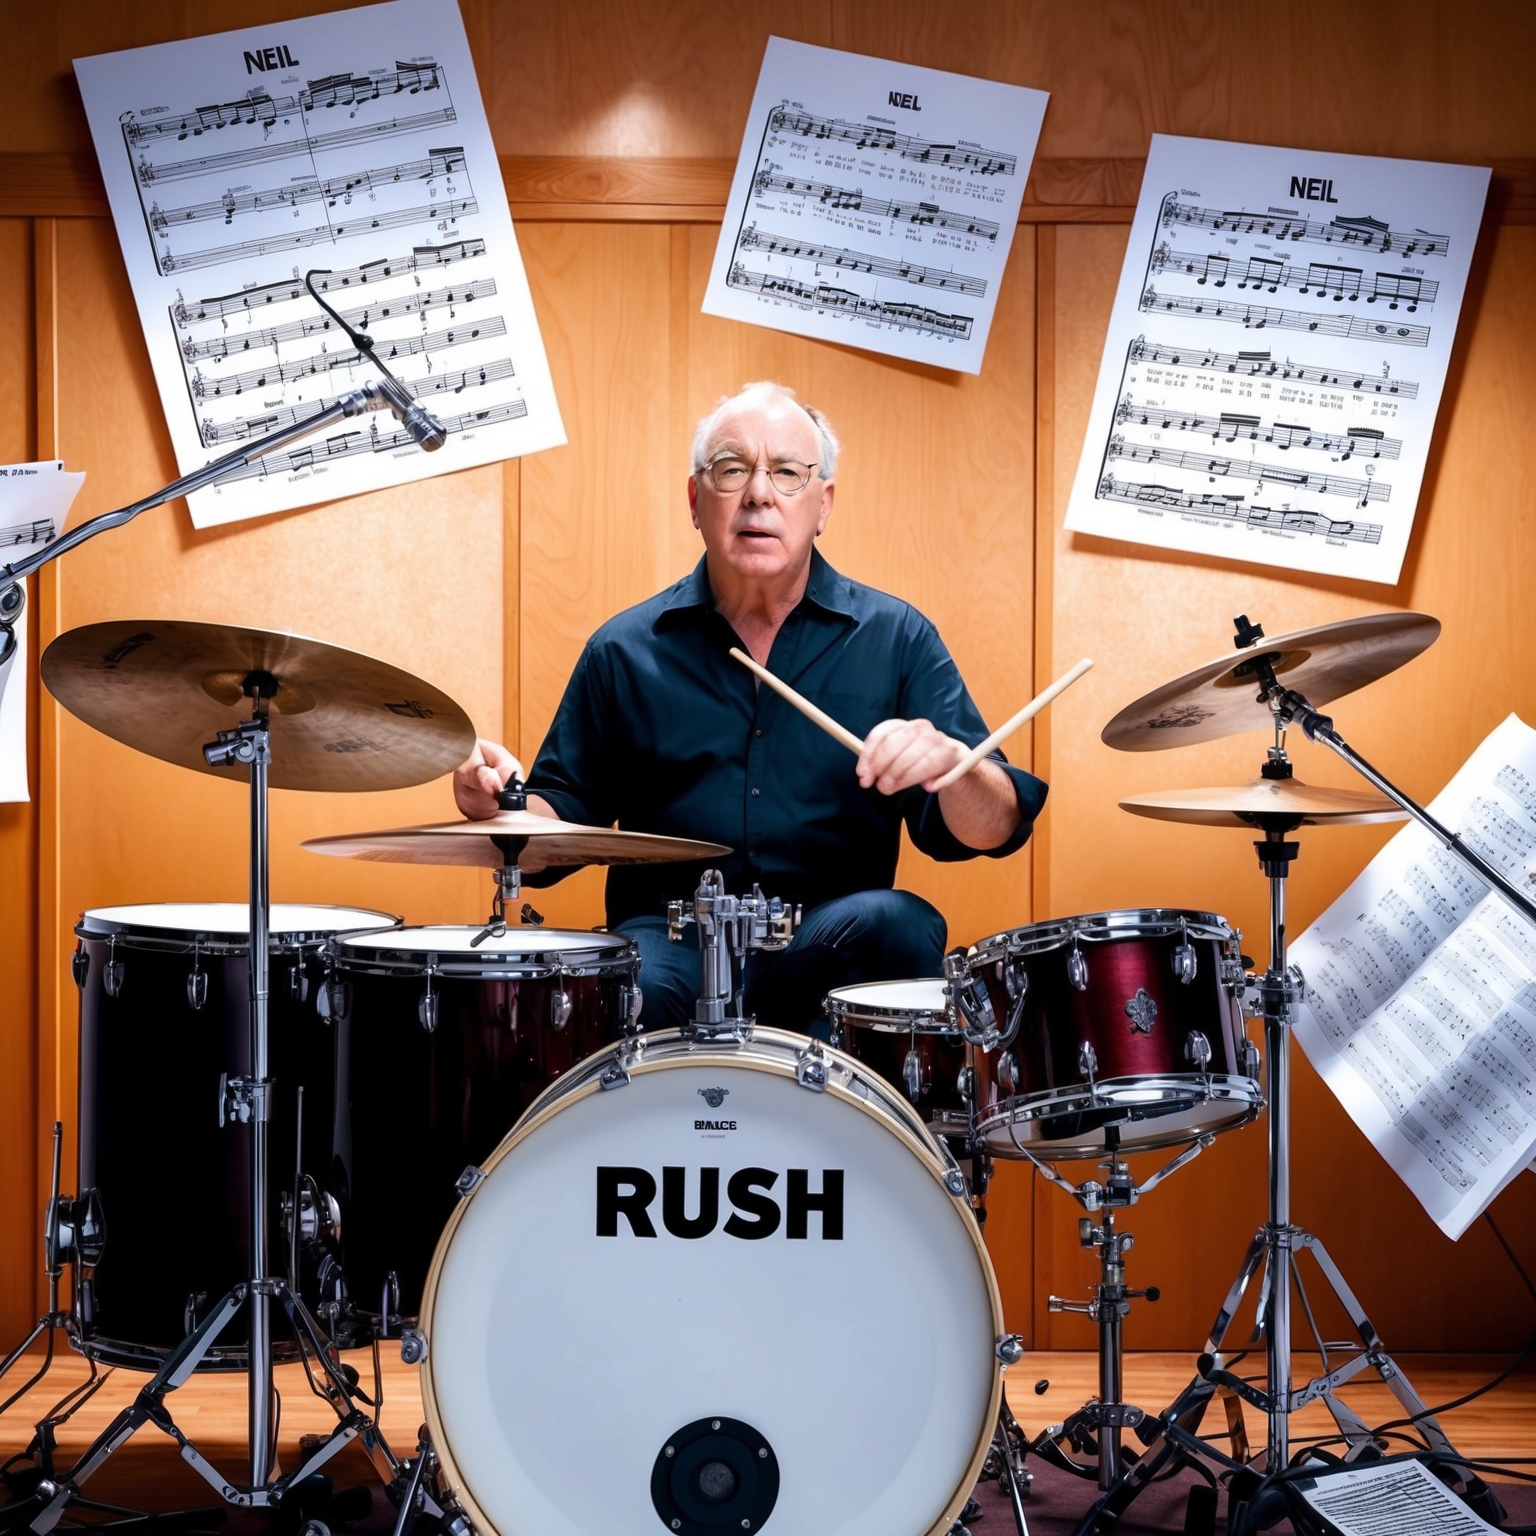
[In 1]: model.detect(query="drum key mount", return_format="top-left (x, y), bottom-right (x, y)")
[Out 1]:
top-left (668, 870), bottom-right (799, 1042)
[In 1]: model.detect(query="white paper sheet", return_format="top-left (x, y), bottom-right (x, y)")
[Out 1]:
top-left (1295, 1458), bottom-right (1502, 1536)
top-left (0, 462), bottom-right (86, 802)
top-left (1291, 715), bottom-right (1536, 1238)
top-left (1064, 135), bottom-right (1488, 584)
top-left (74, 0), bottom-right (564, 530)
top-left (702, 38), bottom-right (1048, 374)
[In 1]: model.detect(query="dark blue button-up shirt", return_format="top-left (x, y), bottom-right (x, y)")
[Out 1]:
top-left (526, 552), bottom-right (1048, 927)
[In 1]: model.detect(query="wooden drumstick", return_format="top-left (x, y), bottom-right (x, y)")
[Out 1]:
top-left (929, 657), bottom-right (1095, 791)
top-left (728, 647), bottom-right (865, 754)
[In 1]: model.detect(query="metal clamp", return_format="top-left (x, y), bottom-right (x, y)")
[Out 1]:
top-left (795, 1041), bottom-right (828, 1092)
top-left (218, 1073), bottom-right (271, 1127)
top-left (454, 1166), bottom-right (485, 1199)
top-left (399, 1327), bottom-right (428, 1366)
top-left (944, 949), bottom-right (1000, 1049)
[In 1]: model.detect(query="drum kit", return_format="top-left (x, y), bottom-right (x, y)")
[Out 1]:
top-left (0, 600), bottom-right (1501, 1536)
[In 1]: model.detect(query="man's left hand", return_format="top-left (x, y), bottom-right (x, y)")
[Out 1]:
top-left (857, 717), bottom-right (967, 795)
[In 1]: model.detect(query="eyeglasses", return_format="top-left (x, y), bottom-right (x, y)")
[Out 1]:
top-left (699, 456), bottom-right (819, 495)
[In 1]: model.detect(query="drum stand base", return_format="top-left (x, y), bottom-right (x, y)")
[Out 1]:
top-left (9, 1278), bottom-right (415, 1535)
top-left (961, 1397), bottom-right (1032, 1536)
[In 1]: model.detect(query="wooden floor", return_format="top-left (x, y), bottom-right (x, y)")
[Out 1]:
top-left (0, 1345), bottom-right (1532, 1514)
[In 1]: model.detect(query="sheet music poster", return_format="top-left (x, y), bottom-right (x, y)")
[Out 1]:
top-left (75, 0), bottom-right (564, 530)
top-left (0, 464), bottom-right (84, 802)
top-left (1291, 715), bottom-right (1536, 1238)
top-left (1064, 135), bottom-right (1488, 584)
top-left (703, 38), bottom-right (1048, 374)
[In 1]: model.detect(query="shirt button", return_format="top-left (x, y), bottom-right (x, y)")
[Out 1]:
top-left (754, 729), bottom-right (763, 737)
top-left (751, 788), bottom-right (760, 797)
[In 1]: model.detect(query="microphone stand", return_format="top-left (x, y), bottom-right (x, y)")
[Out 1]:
top-left (1, 377), bottom-right (450, 1527)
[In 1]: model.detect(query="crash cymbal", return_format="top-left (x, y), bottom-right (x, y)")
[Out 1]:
top-left (1102, 612), bottom-right (1440, 751)
top-left (1120, 778), bottom-right (1408, 827)
top-left (41, 620), bottom-right (474, 793)
top-left (303, 811), bottom-right (730, 871)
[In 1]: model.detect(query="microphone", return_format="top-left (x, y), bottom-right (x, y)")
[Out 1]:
top-left (366, 374), bottom-right (448, 453)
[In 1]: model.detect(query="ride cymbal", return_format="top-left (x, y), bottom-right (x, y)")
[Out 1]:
top-left (303, 812), bottom-right (730, 871)
top-left (41, 620), bottom-right (475, 793)
top-left (1102, 612), bottom-right (1440, 752)
top-left (1120, 778), bottom-right (1407, 827)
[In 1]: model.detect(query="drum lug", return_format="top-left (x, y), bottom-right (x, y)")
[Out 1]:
top-left (1172, 919), bottom-right (1198, 984)
top-left (957, 1065), bottom-right (977, 1104)
top-left (1184, 1030), bottom-right (1213, 1071)
top-left (903, 1048), bottom-right (923, 1098)
top-left (619, 983), bottom-right (643, 1033)
top-left (997, 1050), bottom-right (1019, 1095)
top-left (995, 1333), bottom-right (1025, 1366)
top-left (287, 958), bottom-right (309, 1003)
top-left (454, 1165), bottom-right (486, 1199)
top-left (419, 970), bottom-right (438, 1033)
top-left (187, 945), bottom-right (208, 1011)
top-left (399, 1326), bottom-right (428, 1366)
top-left (103, 935), bottom-right (124, 999)
top-left (71, 942), bottom-right (89, 990)
top-left (1066, 943), bottom-right (1089, 992)
top-left (795, 1041), bottom-right (828, 1092)
top-left (1077, 1041), bottom-right (1099, 1088)
top-left (316, 976), bottom-right (350, 1022)
top-left (549, 986), bottom-right (573, 1032)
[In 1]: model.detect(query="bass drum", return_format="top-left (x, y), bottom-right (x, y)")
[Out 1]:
top-left (420, 1027), bottom-right (1005, 1536)
top-left (73, 902), bottom-right (398, 1369)
top-left (325, 925), bottom-right (641, 1332)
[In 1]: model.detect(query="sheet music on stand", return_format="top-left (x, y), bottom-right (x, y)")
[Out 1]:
top-left (74, 0), bottom-right (564, 530)
top-left (1294, 1458), bottom-right (1503, 1536)
top-left (0, 462), bottom-right (85, 801)
top-left (1291, 714), bottom-right (1536, 1238)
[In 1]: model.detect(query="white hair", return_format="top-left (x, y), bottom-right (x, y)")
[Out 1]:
top-left (690, 381), bottom-right (840, 481)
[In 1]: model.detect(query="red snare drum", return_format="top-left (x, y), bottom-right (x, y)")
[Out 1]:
top-left (968, 910), bottom-right (1261, 1161)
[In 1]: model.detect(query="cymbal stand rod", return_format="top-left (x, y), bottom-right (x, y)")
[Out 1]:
top-left (1276, 686), bottom-right (1536, 930)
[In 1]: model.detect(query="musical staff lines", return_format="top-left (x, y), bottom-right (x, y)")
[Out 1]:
top-left (218, 399), bottom-right (527, 483)
top-left (137, 106), bottom-right (458, 185)
top-left (1105, 437), bottom-right (1389, 503)
top-left (726, 264), bottom-right (973, 338)
top-left (180, 278), bottom-right (496, 360)
top-left (752, 169), bottom-right (1000, 240)
top-left (1151, 243), bottom-right (1438, 310)
top-left (766, 106), bottom-right (1016, 175)
top-left (1141, 286), bottom-right (1430, 346)
top-left (171, 238), bottom-right (487, 324)
top-left (190, 316), bottom-right (506, 399)
top-left (1127, 335), bottom-right (1422, 398)
top-left (1114, 396), bottom-right (1402, 459)
top-left (1161, 195), bottom-right (1450, 258)
top-left (0, 517), bottom-right (55, 549)
top-left (1096, 477), bottom-right (1385, 543)
top-left (200, 358), bottom-right (514, 445)
top-left (738, 224), bottom-right (986, 296)
top-left (158, 197), bottom-right (479, 274)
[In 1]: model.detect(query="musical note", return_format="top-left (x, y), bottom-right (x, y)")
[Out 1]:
top-left (765, 105), bottom-right (1017, 176)
top-left (1126, 335), bottom-right (1422, 397)
top-left (158, 197), bottom-right (479, 274)
top-left (738, 224), bottom-right (987, 296)
top-left (181, 277), bottom-right (497, 360)
top-left (189, 315), bottom-right (507, 398)
top-left (1105, 437), bottom-right (1389, 503)
top-left (1113, 396), bottom-right (1402, 460)
top-left (1093, 477), bottom-right (1385, 542)
top-left (726, 264), bottom-right (974, 339)
top-left (0, 517), bottom-right (55, 549)
top-left (751, 169), bottom-right (1000, 241)
top-left (1160, 194), bottom-right (1450, 259)
top-left (1140, 286), bottom-right (1431, 347)
top-left (136, 106), bottom-right (458, 186)
top-left (1150, 243), bottom-right (1439, 310)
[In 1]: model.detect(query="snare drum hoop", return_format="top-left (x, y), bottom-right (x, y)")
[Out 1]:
top-left (969, 908), bottom-right (1236, 965)
top-left (75, 903), bottom-right (400, 957)
top-left (327, 927), bottom-right (638, 981)
top-left (419, 1026), bottom-right (1005, 1536)
top-left (823, 980), bottom-right (958, 1035)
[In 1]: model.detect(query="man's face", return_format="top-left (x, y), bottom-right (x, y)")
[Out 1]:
top-left (688, 397), bottom-right (834, 585)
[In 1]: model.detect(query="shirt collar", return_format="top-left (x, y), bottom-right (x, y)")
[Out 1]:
top-left (656, 549), bottom-right (856, 627)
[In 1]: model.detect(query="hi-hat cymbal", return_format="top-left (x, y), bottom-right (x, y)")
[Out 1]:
top-left (1120, 778), bottom-right (1408, 827)
top-left (41, 620), bottom-right (475, 793)
top-left (302, 811), bottom-right (731, 871)
top-left (1102, 612), bottom-right (1440, 751)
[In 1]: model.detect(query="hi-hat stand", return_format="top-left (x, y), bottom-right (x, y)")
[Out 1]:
top-left (0, 381), bottom-right (439, 1530)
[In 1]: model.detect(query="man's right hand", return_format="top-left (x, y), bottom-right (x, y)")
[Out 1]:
top-left (453, 738), bottom-right (524, 820)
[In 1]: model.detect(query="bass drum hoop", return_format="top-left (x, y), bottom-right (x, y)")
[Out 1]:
top-left (970, 907), bottom-right (1235, 965)
top-left (976, 1073), bottom-right (1264, 1162)
top-left (419, 1025), bottom-right (1005, 1536)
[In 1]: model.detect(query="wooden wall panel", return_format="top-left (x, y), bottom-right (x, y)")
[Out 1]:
top-left (1039, 219), bottom-right (1536, 1351)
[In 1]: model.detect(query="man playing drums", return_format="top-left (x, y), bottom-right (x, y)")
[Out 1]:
top-left (454, 381), bottom-right (1046, 1031)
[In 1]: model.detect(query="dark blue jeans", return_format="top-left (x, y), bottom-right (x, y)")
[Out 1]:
top-left (616, 888), bottom-right (947, 1036)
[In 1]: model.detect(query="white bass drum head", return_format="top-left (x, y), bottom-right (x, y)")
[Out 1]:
top-left (422, 1027), bottom-right (1003, 1536)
